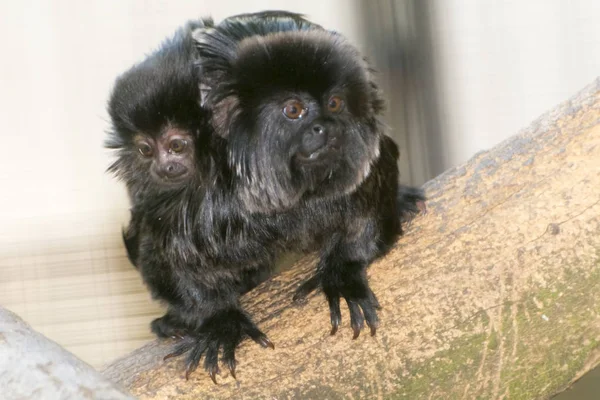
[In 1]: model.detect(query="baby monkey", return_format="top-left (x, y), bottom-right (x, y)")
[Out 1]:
top-left (106, 20), bottom-right (210, 339)
top-left (107, 18), bottom-right (273, 347)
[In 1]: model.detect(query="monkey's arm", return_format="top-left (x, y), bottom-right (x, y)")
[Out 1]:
top-left (293, 183), bottom-right (425, 302)
top-left (122, 209), bottom-right (143, 268)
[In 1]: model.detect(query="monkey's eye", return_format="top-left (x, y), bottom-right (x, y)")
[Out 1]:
top-left (283, 100), bottom-right (307, 120)
top-left (137, 143), bottom-right (153, 157)
top-left (169, 138), bottom-right (187, 153)
top-left (327, 96), bottom-right (345, 113)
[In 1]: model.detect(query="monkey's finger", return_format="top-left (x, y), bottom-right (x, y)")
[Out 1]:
top-left (222, 343), bottom-right (237, 380)
top-left (208, 367), bottom-right (218, 385)
top-left (220, 332), bottom-right (238, 379)
top-left (367, 288), bottom-right (382, 310)
top-left (293, 275), bottom-right (321, 302)
top-left (203, 341), bottom-right (220, 384)
top-left (184, 339), bottom-right (208, 380)
top-left (359, 299), bottom-right (379, 336)
top-left (243, 324), bottom-right (275, 350)
top-left (326, 295), bottom-right (342, 335)
top-left (227, 359), bottom-right (237, 380)
top-left (163, 339), bottom-right (193, 361)
top-left (345, 299), bottom-right (364, 339)
top-left (253, 334), bottom-right (275, 350)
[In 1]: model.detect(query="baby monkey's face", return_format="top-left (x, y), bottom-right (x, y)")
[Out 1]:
top-left (133, 127), bottom-right (196, 188)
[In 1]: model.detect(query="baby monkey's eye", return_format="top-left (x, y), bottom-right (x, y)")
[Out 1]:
top-left (283, 100), bottom-right (307, 120)
top-left (138, 142), bottom-right (153, 157)
top-left (327, 96), bottom-right (344, 113)
top-left (169, 138), bottom-right (187, 153)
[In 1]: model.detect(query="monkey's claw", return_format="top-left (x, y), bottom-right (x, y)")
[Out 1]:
top-left (321, 267), bottom-right (380, 339)
top-left (256, 335), bottom-right (275, 350)
top-left (226, 359), bottom-right (237, 380)
top-left (208, 365), bottom-right (219, 385)
top-left (328, 296), bottom-right (341, 335)
top-left (162, 308), bottom-right (272, 382)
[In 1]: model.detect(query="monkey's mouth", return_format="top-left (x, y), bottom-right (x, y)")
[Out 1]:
top-left (295, 137), bottom-right (342, 164)
top-left (151, 172), bottom-right (192, 189)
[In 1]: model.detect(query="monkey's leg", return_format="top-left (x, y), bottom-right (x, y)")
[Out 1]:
top-left (238, 265), bottom-right (272, 295)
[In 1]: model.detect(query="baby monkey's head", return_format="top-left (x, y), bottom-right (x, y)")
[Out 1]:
top-left (106, 22), bottom-right (209, 196)
top-left (197, 29), bottom-right (385, 213)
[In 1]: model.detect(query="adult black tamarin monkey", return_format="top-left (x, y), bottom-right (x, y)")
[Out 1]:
top-left (106, 11), bottom-right (425, 384)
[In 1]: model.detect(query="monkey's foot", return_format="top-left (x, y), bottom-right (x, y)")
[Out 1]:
top-left (397, 184), bottom-right (427, 224)
top-left (151, 313), bottom-right (188, 340)
top-left (162, 308), bottom-right (274, 383)
top-left (318, 263), bottom-right (381, 339)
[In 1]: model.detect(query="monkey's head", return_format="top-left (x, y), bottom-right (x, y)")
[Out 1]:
top-left (196, 29), bottom-right (385, 213)
top-left (106, 24), bottom-right (209, 196)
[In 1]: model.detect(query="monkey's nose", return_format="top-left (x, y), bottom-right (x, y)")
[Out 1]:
top-left (312, 124), bottom-right (325, 135)
top-left (301, 124), bottom-right (328, 156)
top-left (158, 162), bottom-right (188, 180)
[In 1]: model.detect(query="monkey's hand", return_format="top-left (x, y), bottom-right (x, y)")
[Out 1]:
top-left (296, 261), bottom-right (380, 339)
top-left (163, 308), bottom-right (274, 383)
top-left (294, 185), bottom-right (425, 303)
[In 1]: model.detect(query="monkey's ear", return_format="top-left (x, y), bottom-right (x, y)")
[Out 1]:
top-left (193, 25), bottom-right (242, 138)
top-left (362, 58), bottom-right (386, 116)
top-left (209, 94), bottom-right (239, 138)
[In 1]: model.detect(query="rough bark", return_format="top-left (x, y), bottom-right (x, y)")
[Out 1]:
top-left (103, 77), bottom-right (600, 399)
top-left (0, 307), bottom-right (134, 400)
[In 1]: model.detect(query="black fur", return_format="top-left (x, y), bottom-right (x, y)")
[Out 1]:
top-left (397, 184), bottom-right (426, 223)
top-left (107, 11), bottom-right (425, 383)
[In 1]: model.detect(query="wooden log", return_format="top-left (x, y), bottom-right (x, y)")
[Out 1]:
top-left (0, 307), bottom-right (133, 400)
top-left (103, 77), bottom-right (600, 399)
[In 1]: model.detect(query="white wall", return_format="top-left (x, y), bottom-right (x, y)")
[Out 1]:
top-left (429, 0), bottom-right (600, 168)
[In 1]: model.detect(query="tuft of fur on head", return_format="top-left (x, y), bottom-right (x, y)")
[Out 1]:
top-left (105, 20), bottom-right (212, 196)
top-left (195, 28), bottom-right (386, 214)
top-left (192, 11), bottom-right (321, 107)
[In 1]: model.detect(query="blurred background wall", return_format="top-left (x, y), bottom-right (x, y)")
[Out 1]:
top-left (0, 0), bottom-right (598, 369)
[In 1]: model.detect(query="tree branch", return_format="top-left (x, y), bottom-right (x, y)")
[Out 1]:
top-left (103, 78), bottom-right (600, 399)
top-left (0, 307), bottom-right (133, 400)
